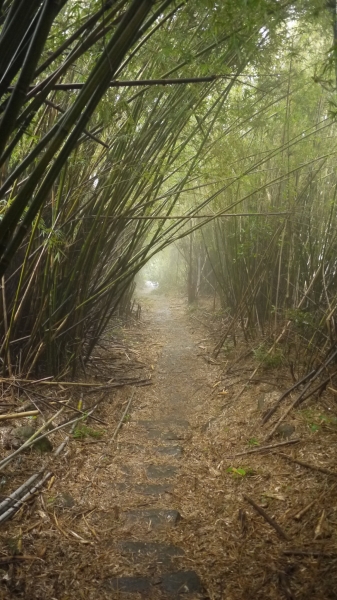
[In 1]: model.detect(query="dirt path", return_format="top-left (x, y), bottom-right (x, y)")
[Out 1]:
top-left (3, 293), bottom-right (337, 600)
top-left (99, 293), bottom-right (218, 599)
top-left (1, 293), bottom-right (220, 600)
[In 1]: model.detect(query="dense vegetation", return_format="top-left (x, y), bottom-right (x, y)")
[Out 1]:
top-left (0, 0), bottom-right (335, 378)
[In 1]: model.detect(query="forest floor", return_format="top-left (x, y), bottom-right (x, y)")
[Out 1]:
top-left (1, 291), bottom-right (337, 599)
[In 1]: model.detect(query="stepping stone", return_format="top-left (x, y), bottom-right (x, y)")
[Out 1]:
top-left (156, 445), bottom-right (183, 458)
top-left (276, 422), bottom-right (295, 438)
top-left (103, 576), bottom-right (151, 593)
top-left (119, 465), bottom-right (133, 475)
top-left (119, 541), bottom-right (184, 567)
top-left (147, 430), bottom-right (185, 441)
top-left (125, 508), bottom-right (181, 528)
top-left (146, 464), bottom-right (178, 479)
top-left (201, 417), bottom-right (216, 432)
top-left (113, 482), bottom-right (130, 492)
top-left (135, 483), bottom-right (173, 496)
top-left (161, 571), bottom-right (202, 595)
top-left (138, 419), bottom-right (190, 430)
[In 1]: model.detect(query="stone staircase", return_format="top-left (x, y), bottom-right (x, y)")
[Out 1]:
top-left (103, 418), bottom-right (203, 599)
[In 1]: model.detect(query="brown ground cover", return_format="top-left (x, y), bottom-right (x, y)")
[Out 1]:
top-left (0, 291), bottom-right (336, 599)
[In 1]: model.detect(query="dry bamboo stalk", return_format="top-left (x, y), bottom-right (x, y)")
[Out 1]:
top-left (233, 438), bottom-right (300, 457)
top-left (243, 494), bottom-right (290, 540)
top-left (262, 369), bottom-right (316, 425)
top-left (0, 471), bottom-right (43, 514)
top-left (0, 472), bottom-right (52, 524)
top-left (0, 378), bottom-right (111, 387)
top-left (0, 410), bottom-right (39, 420)
top-left (0, 408), bottom-right (99, 470)
top-left (277, 452), bottom-right (337, 477)
top-left (0, 404), bottom-right (69, 471)
top-left (230, 264), bottom-right (325, 403)
top-left (293, 501), bottom-right (315, 521)
top-left (314, 510), bottom-right (326, 539)
top-left (283, 549), bottom-right (337, 557)
top-left (0, 555), bottom-right (43, 564)
top-left (53, 407), bottom-right (94, 456)
top-left (111, 389), bottom-right (135, 441)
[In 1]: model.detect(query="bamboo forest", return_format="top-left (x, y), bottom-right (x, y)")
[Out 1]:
top-left (0, 1), bottom-right (337, 598)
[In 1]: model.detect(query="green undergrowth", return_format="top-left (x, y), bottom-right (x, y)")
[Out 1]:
top-left (253, 343), bottom-right (284, 369)
top-left (73, 425), bottom-right (104, 440)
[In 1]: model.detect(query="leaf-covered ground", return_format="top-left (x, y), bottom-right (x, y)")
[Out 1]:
top-left (0, 291), bottom-right (337, 599)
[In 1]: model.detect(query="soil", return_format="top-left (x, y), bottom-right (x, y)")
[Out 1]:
top-left (1, 292), bottom-right (337, 599)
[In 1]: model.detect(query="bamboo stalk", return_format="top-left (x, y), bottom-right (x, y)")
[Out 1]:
top-left (0, 472), bottom-right (52, 524)
top-left (0, 410), bottom-right (39, 420)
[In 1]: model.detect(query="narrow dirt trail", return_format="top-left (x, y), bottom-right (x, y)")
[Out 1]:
top-left (4, 292), bottom-right (337, 600)
top-left (101, 292), bottom-right (217, 599)
top-left (2, 292), bottom-right (226, 600)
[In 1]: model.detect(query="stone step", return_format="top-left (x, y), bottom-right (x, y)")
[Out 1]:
top-left (135, 419), bottom-right (190, 442)
top-left (103, 570), bottom-right (203, 597)
top-left (125, 508), bottom-right (181, 529)
top-left (156, 445), bottom-right (183, 458)
top-left (147, 429), bottom-right (186, 441)
top-left (103, 576), bottom-right (151, 594)
top-left (138, 419), bottom-right (190, 430)
top-left (134, 483), bottom-right (173, 496)
top-left (119, 541), bottom-right (184, 567)
top-left (146, 464), bottom-right (178, 479)
top-left (161, 571), bottom-right (203, 596)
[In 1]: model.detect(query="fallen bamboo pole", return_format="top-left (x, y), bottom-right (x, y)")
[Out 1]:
top-left (243, 494), bottom-right (290, 540)
top-left (0, 472), bottom-right (52, 524)
top-left (0, 410), bottom-right (39, 421)
top-left (0, 471), bottom-right (43, 514)
top-left (277, 452), bottom-right (337, 477)
top-left (233, 438), bottom-right (300, 457)
top-left (111, 389), bottom-right (135, 442)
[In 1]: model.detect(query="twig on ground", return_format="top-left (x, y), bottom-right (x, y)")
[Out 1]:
top-left (277, 452), bottom-right (337, 477)
top-left (243, 494), bottom-right (290, 540)
top-left (262, 369), bottom-right (315, 424)
top-left (314, 510), bottom-right (326, 539)
top-left (233, 438), bottom-right (300, 457)
top-left (0, 472), bottom-right (52, 524)
top-left (0, 471), bottom-right (44, 514)
top-left (283, 549), bottom-right (337, 557)
top-left (265, 367), bottom-right (337, 441)
top-left (111, 389), bottom-right (135, 442)
top-left (293, 501), bottom-right (316, 521)
top-left (0, 410), bottom-right (39, 420)
top-left (0, 556), bottom-right (43, 565)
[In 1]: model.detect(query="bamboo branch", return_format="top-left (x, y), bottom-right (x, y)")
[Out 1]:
top-left (0, 410), bottom-right (39, 420)
top-left (283, 549), bottom-right (337, 558)
top-left (277, 453), bottom-right (337, 477)
top-left (111, 388), bottom-right (135, 441)
top-left (0, 471), bottom-right (44, 514)
top-left (243, 494), bottom-right (290, 540)
top-left (7, 75), bottom-right (219, 95)
top-left (0, 472), bottom-right (52, 524)
top-left (233, 438), bottom-right (300, 457)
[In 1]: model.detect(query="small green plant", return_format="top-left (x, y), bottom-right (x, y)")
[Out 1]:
top-left (248, 437), bottom-right (259, 446)
top-left (318, 414), bottom-right (337, 425)
top-left (286, 308), bottom-right (315, 331)
top-left (299, 409), bottom-right (337, 433)
top-left (123, 413), bottom-right (131, 423)
top-left (226, 466), bottom-right (254, 477)
top-left (73, 425), bottom-right (103, 439)
top-left (253, 344), bottom-right (284, 369)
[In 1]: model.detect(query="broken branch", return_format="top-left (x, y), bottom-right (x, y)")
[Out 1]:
top-left (243, 494), bottom-right (290, 540)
